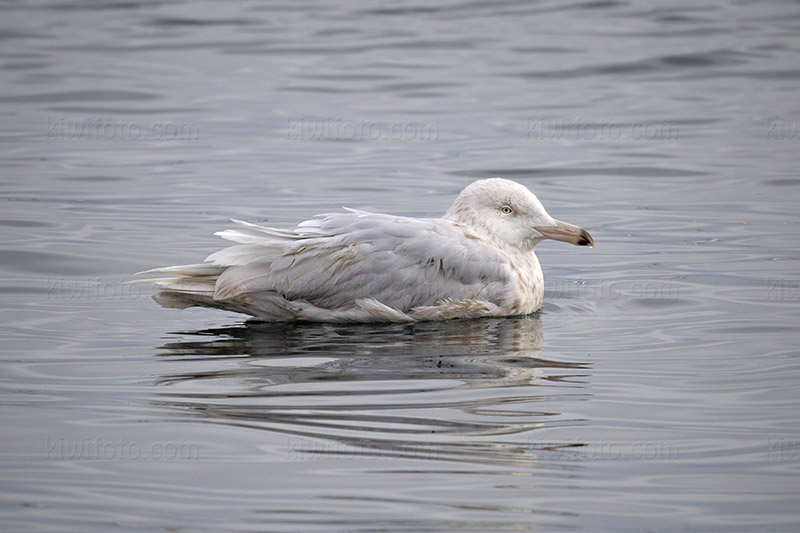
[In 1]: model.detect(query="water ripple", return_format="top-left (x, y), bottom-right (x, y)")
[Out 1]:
top-left (153, 318), bottom-right (592, 466)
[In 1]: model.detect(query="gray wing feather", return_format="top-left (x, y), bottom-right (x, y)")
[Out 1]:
top-left (211, 212), bottom-right (512, 311)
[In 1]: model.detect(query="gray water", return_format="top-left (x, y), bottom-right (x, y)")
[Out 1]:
top-left (2, 1), bottom-right (800, 531)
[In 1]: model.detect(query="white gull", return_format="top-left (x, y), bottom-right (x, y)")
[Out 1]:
top-left (142, 178), bottom-right (593, 322)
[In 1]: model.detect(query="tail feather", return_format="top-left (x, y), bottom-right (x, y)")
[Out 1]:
top-left (151, 276), bottom-right (218, 294)
top-left (215, 219), bottom-right (311, 244)
top-left (139, 212), bottom-right (368, 319)
top-left (140, 262), bottom-right (223, 307)
top-left (153, 290), bottom-right (252, 314)
top-left (137, 263), bottom-right (225, 277)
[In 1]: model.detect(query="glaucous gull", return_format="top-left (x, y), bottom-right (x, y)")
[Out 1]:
top-left (142, 178), bottom-right (593, 322)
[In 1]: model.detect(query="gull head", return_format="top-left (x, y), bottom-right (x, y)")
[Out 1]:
top-left (443, 178), bottom-right (594, 252)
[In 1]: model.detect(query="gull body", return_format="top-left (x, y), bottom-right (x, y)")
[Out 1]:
top-left (143, 178), bottom-right (593, 322)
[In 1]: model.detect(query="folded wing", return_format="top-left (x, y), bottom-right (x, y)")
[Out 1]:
top-left (145, 210), bottom-right (513, 316)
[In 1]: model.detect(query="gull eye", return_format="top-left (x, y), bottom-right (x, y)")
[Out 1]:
top-left (500, 205), bottom-right (513, 215)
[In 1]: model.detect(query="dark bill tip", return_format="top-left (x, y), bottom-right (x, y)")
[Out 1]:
top-left (535, 219), bottom-right (594, 248)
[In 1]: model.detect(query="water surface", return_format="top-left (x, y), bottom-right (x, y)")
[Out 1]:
top-left (2, 1), bottom-right (800, 531)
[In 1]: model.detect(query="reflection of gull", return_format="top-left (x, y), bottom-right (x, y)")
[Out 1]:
top-left (157, 316), bottom-right (549, 388)
top-left (153, 317), bottom-right (593, 466)
top-left (142, 178), bottom-right (593, 322)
